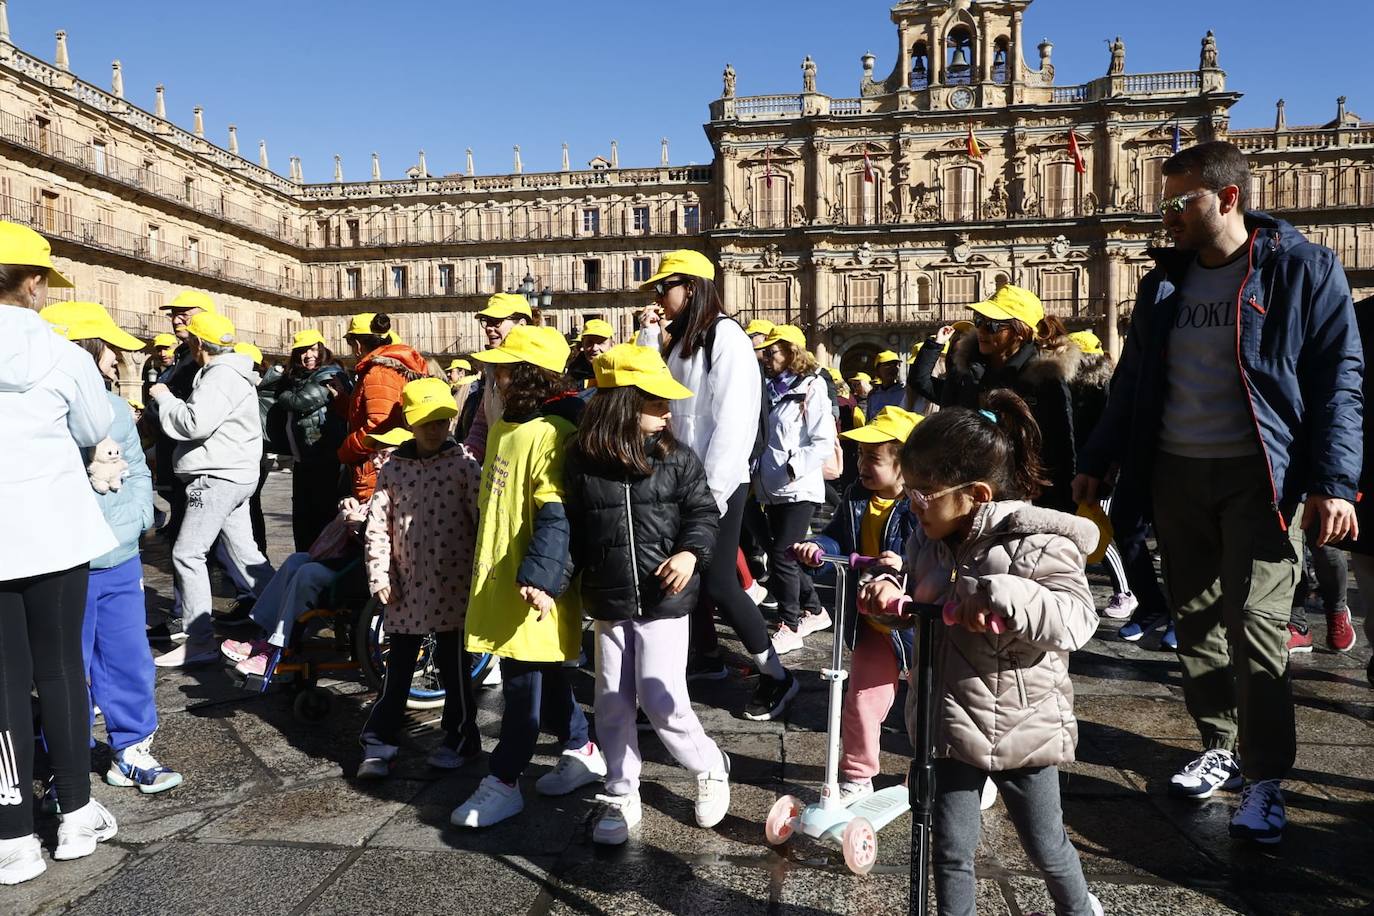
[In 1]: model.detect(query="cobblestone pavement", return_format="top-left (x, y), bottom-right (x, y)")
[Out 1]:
top-left (9, 471), bottom-right (1374, 915)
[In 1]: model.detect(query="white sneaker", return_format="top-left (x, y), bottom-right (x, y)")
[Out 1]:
top-left (106, 735), bottom-right (183, 794)
top-left (154, 639), bottom-right (219, 668)
top-left (770, 623), bottom-right (805, 656)
top-left (1104, 592), bottom-right (1138, 620)
top-left (1228, 779), bottom-right (1286, 844)
top-left (745, 581), bottom-right (770, 605)
top-left (838, 779), bottom-right (874, 804)
top-left (0, 834), bottom-right (44, 885)
top-left (980, 777), bottom-right (999, 811)
top-left (695, 752), bottom-right (731, 828)
top-left (451, 775), bottom-right (524, 828)
top-left (795, 609), bottom-right (833, 637)
top-left (54, 800), bottom-right (118, 861)
top-left (535, 742), bottom-right (607, 796)
top-left (591, 792), bottom-right (642, 845)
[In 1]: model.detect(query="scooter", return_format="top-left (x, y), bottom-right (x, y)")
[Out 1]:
top-left (763, 553), bottom-right (940, 880)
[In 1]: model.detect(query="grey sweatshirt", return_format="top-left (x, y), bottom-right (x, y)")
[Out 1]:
top-left (153, 352), bottom-right (263, 485)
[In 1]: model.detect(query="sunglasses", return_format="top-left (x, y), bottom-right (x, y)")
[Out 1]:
top-left (652, 277), bottom-right (690, 298)
top-left (479, 316), bottom-right (509, 328)
top-left (905, 481), bottom-right (974, 511)
top-left (973, 315), bottom-right (1011, 334)
top-left (1157, 188), bottom-right (1217, 215)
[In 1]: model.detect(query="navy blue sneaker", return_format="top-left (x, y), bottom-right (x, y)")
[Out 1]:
top-left (1119, 611), bottom-right (1167, 642)
top-left (1160, 623), bottom-right (1178, 651)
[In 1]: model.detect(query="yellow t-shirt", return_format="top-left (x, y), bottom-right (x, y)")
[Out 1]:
top-left (859, 494), bottom-right (897, 634)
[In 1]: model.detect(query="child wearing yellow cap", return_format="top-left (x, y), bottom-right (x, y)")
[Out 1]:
top-left (453, 325), bottom-right (606, 828)
top-left (561, 345), bottom-right (731, 844)
top-left (794, 406), bottom-right (922, 802)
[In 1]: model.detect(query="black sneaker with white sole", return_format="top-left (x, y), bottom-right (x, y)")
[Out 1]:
top-left (743, 670), bottom-right (799, 721)
top-left (686, 654), bottom-right (730, 682)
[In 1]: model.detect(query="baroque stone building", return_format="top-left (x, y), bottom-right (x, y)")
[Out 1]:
top-left (0, 0), bottom-right (1369, 384)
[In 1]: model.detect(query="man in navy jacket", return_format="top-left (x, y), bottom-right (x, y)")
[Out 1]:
top-left (1073, 141), bottom-right (1362, 845)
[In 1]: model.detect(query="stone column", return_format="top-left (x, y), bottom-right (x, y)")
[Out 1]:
top-left (928, 23), bottom-right (941, 85)
top-left (154, 85), bottom-right (166, 119)
top-left (1103, 248), bottom-right (1122, 360)
top-left (193, 106), bottom-right (204, 138)
top-left (0, 2), bottom-right (10, 45)
top-left (661, 137), bottom-right (669, 166)
top-left (228, 125), bottom-right (238, 155)
top-left (111, 60), bottom-right (123, 99)
top-left (898, 20), bottom-right (911, 89)
top-left (466, 148), bottom-right (474, 176)
top-left (333, 155), bottom-right (343, 182)
top-left (1011, 12), bottom-right (1024, 83)
top-left (371, 152), bottom-right (381, 181)
top-left (809, 139), bottom-right (828, 224)
top-left (561, 143), bottom-right (570, 172)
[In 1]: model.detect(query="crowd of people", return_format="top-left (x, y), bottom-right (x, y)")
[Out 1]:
top-left (1, 140), bottom-right (1371, 916)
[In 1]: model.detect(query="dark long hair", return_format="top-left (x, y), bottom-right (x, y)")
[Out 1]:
top-left (346, 312), bottom-right (391, 354)
top-left (664, 275), bottom-right (726, 362)
top-left (899, 388), bottom-right (1048, 500)
top-left (502, 361), bottom-right (571, 419)
top-left (73, 337), bottom-right (114, 391)
top-left (574, 385), bottom-right (677, 477)
top-left (290, 342), bottom-right (335, 376)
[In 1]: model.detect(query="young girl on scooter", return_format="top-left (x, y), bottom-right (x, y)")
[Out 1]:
top-left (861, 389), bottom-right (1103, 916)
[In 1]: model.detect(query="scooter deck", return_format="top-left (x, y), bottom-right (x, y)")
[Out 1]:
top-left (812, 786), bottom-right (912, 844)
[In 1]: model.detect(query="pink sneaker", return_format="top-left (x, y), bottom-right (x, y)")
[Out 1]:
top-left (221, 638), bottom-right (268, 663)
top-left (235, 649), bottom-right (273, 678)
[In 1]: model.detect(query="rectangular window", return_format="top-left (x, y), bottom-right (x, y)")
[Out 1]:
top-left (846, 277), bottom-right (881, 324)
top-left (1249, 174), bottom-right (1267, 212)
top-left (40, 190), bottom-right (60, 233)
top-left (1043, 162), bottom-right (1076, 218)
top-left (529, 208), bottom-right (550, 239)
top-left (943, 274), bottom-right (978, 314)
top-left (583, 259), bottom-right (602, 291)
top-left (35, 116), bottom-right (51, 154)
top-left (438, 264), bottom-right (455, 294)
top-left (187, 237), bottom-right (200, 267)
top-left (1298, 171), bottom-right (1323, 209)
top-left (757, 177), bottom-right (790, 229)
top-left (632, 257), bottom-right (653, 283)
top-left (481, 210), bottom-right (503, 241)
top-left (183, 177), bottom-right (195, 202)
top-left (582, 208), bottom-right (601, 235)
top-left (97, 280), bottom-right (118, 310)
top-left (484, 262), bottom-right (503, 294)
top-left (346, 268), bottom-right (361, 298)
top-left (754, 279), bottom-right (790, 325)
top-left (845, 171), bottom-right (880, 225)
top-left (347, 219), bottom-right (360, 246)
top-left (1040, 270), bottom-right (1077, 317)
top-left (146, 223), bottom-right (161, 257)
top-left (1141, 157), bottom-right (1167, 213)
top-left (91, 141), bottom-right (107, 175)
top-left (683, 205), bottom-right (700, 232)
top-left (391, 266), bottom-right (408, 296)
top-left (633, 206), bottom-right (650, 232)
top-left (945, 167), bottom-right (977, 222)
top-left (147, 290), bottom-right (164, 312)
top-left (315, 219), bottom-right (331, 247)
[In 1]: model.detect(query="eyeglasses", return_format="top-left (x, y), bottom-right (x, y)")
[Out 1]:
top-left (652, 277), bottom-right (690, 298)
top-left (1157, 188), bottom-right (1217, 215)
top-left (973, 315), bottom-right (1010, 334)
top-left (905, 481), bottom-right (974, 511)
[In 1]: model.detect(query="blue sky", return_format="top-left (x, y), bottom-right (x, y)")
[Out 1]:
top-left (9, 1), bottom-right (1370, 182)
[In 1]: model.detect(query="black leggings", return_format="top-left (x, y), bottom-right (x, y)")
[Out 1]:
top-left (766, 501), bottom-right (820, 628)
top-left (693, 484), bottom-right (772, 657)
top-left (0, 565), bottom-right (92, 839)
top-left (360, 631), bottom-right (478, 754)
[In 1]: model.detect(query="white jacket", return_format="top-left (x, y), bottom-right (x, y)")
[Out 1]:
top-left (152, 352), bottom-right (263, 485)
top-left (0, 304), bottom-right (117, 580)
top-left (757, 372), bottom-right (836, 505)
top-left (637, 318), bottom-right (761, 515)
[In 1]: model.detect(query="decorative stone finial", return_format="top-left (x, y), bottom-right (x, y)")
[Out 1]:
top-left (290, 157), bottom-right (302, 183)
top-left (417, 149), bottom-right (428, 178)
top-left (861, 51), bottom-right (875, 81)
top-left (0, 2), bottom-right (11, 45)
top-left (466, 148), bottom-right (474, 176)
top-left (610, 140), bottom-right (619, 169)
top-left (1338, 96), bottom-right (1348, 124)
top-left (513, 145), bottom-right (522, 174)
top-left (192, 106), bottom-right (204, 138)
top-left (1275, 98), bottom-right (1287, 131)
top-left (55, 31), bottom-right (69, 71)
top-left (111, 60), bottom-right (123, 99)
top-left (661, 137), bottom-right (669, 166)
top-left (228, 125), bottom-right (238, 155)
top-left (371, 152), bottom-right (381, 181)
top-left (154, 85), bottom-right (166, 119)
top-left (561, 142), bottom-right (570, 172)
top-left (258, 140), bottom-right (268, 170)
top-left (333, 155), bottom-right (343, 182)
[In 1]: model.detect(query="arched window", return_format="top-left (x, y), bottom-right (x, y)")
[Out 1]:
top-left (755, 173), bottom-right (790, 229)
top-left (945, 27), bottom-right (975, 85)
top-left (911, 41), bottom-right (930, 90)
top-left (916, 275), bottom-right (933, 311)
top-left (991, 37), bottom-right (1010, 83)
top-left (945, 166), bottom-right (978, 221)
top-left (1043, 161), bottom-right (1078, 217)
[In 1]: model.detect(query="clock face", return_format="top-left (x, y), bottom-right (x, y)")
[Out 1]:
top-left (950, 87), bottom-right (975, 110)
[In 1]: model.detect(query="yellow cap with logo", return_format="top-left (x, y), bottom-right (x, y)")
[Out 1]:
top-left (186, 311), bottom-right (236, 346)
top-left (639, 249), bottom-right (715, 290)
top-left (365, 426), bottom-right (414, 449)
top-left (477, 293), bottom-right (534, 321)
top-left (292, 328), bottom-right (325, 351)
top-left (163, 290), bottom-right (216, 313)
top-left (0, 221), bottom-right (73, 287)
top-left (754, 324), bottom-right (806, 351)
top-left (580, 318), bottom-right (614, 341)
top-left (841, 406), bottom-right (923, 445)
top-left (971, 284), bottom-right (1045, 328)
top-left (593, 344), bottom-right (693, 400)
top-left (744, 318), bottom-right (776, 338)
top-left (1068, 330), bottom-right (1104, 355)
top-left (152, 332), bottom-right (177, 349)
top-left (234, 342), bottom-right (264, 365)
top-left (874, 350), bottom-right (901, 367)
top-left (469, 324), bottom-right (570, 375)
top-left (402, 377), bottom-right (459, 427)
top-left (39, 302), bottom-right (145, 351)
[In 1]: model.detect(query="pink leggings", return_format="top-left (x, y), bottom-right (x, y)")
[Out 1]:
top-left (841, 621), bottom-right (901, 782)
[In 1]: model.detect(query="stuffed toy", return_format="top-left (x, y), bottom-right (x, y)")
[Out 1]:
top-left (88, 437), bottom-right (130, 494)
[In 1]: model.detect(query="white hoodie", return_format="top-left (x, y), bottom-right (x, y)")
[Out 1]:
top-left (152, 351), bottom-right (263, 486)
top-left (0, 304), bottom-right (117, 580)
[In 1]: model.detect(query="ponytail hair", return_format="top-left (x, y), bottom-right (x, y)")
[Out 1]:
top-left (899, 388), bottom-right (1048, 501)
top-left (347, 312), bottom-right (392, 353)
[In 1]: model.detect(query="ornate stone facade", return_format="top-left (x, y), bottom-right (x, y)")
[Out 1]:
top-left (0, 0), bottom-right (1369, 384)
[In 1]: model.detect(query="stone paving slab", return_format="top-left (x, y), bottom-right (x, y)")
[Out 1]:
top-left (301, 850), bottom-right (556, 916)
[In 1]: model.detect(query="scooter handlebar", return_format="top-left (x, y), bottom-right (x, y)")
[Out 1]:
top-left (941, 600), bottom-right (1006, 634)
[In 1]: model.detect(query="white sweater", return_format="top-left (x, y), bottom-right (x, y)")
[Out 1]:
top-left (638, 319), bottom-right (761, 515)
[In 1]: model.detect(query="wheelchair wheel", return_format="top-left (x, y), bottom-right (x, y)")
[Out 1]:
top-left (293, 686), bottom-right (334, 724)
top-left (355, 598), bottom-right (456, 710)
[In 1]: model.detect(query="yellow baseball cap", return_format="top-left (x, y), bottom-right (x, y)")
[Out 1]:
top-left (447, 357), bottom-right (472, 372)
top-left (346, 313), bottom-right (380, 337)
top-left (186, 311), bottom-right (236, 346)
top-left (824, 366), bottom-right (842, 383)
top-left (580, 318), bottom-right (614, 341)
top-left (163, 290), bottom-right (216, 313)
top-left (639, 249), bottom-right (715, 290)
top-left (40, 302), bottom-right (145, 351)
top-left (292, 328), bottom-right (325, 350)
top-left (744, 318), bottom-right (776, 337)
top-left (593, 344), bottom-right (693, 400)
top-left (755, 324), bottom-right (806, 351)
top-left (1068, 330), bottom-right (1104, 355)
top-left (477, 293), bottom-right (534, 321)
top-left (874, 350), bottom-right (900, 367)
top-left (841, 406), bottom-right (923, 445)
top-left (402, 377), bottom-right (459, 427)
top-left (234, 342), bottom-right (264, 365)
top-left (848, 371), bottom-right (872, 384)
top-left (0, 221), bottom-right (73, 288)
top-left (469, 324), bottom-right (570, 374)
top-left (152, 332), bottom-right (177, 349)
top-left (971, 285), bottom-right (1045, 328)
top-left (951, 320), bottom-right (974, 333)
top-left (365, 426), bottom-right (413, 449)
top-left (127, 397), bottom-right (145, 411)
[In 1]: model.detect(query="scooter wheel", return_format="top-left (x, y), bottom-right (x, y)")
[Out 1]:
top-left (765, 794), bottom-right (802, 845)
top-left (842, 816), bottom-right (877, 875)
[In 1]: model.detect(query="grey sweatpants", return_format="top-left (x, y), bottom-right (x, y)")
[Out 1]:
top-left (172, 475), bottom-right (275, 643)
top-left (934, 758), bottom-right (1094, 916)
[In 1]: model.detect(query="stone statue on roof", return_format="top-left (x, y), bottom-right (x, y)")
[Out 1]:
top-left (1200, 30), bottom-right (1219, 69)
top-left (1108, 36), bottom-right (1126, 75)
top-left (802, 56), bottom-right (817, 94)
top-left (723, 63), bottom-right (735, 99)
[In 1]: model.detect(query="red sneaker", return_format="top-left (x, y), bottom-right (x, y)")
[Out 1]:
top-left (1326, 608), bottom-right (1357, 653)
top-left (1286, 624), bottom-right (1313, 654)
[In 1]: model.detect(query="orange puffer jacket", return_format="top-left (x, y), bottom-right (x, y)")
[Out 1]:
top-left (338, 343), bottom-right (429, 500)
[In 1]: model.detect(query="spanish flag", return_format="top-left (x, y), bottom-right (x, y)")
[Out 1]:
top-left (966, 122), bottom-right (983, 159)
top-left (1068, 130), bottom-right (1086, 174)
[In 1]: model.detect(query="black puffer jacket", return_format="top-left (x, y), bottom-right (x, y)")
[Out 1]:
top-left (563, 437), bottom-right (720, 621)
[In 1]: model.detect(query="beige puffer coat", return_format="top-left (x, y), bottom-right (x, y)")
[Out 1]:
top-left (900, 500), bottom-right (1099, 772)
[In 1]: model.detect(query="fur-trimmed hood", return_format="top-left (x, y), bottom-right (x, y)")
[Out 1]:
top-left (1071, 352), bottom-right (1115, 392)
top-left (949, 332), bottom-right (1084, 388)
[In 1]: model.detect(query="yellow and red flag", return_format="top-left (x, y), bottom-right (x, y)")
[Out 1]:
top-left (966, 122), bottom-right (983, 159)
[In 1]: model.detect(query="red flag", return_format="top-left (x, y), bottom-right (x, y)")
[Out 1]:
top-left (863, 148), bottom-right (875, 183)
top-left (764, 147), bottom-right (773, 188)
top-left (966, 123), bottom-right (983, 160)
top-left (1068, 130), bottom-right (1086, 174)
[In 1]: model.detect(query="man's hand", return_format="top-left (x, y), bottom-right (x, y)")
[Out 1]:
top-left (655, 551), bottom-right (697, 595)
top-left (519, 585), bottom-right (555, 620)
top-left (1071, 473), bottom-right (1100, 506)
top-left (1302, 495), bottom-right (1359, 547)
top-left (148, 383), bottom-right (170, 401)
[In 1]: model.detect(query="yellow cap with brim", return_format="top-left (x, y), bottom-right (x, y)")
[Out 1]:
top-left (365, 426), bottom-right (413, 449)
top-left (755, 324), bottom-right (806, 351)
top-left (744, 318), bottom-right (776, 338)
top-left (848, 371), bottom-right (872, 384)
top-left (127, 397), bottom-right (144, 411)
top-left (824, 366), bottom-right (842, 383)
top-left (1068, 330), bottom-right (1104, 355)
top-left (0, 221), bottom-right (73, 288)
top-left (1077, 501), bottom-right (1114, 565)
top-left (292, 328), bottom-right (325, 351)
top-left (469, 324), bottom-right (570, 375)
top-left (841, 406), bottom-right (923, 445)
top-left (874, 350), bottom-right (900, 367)
top-left (234, 342), bottom-right (264, 365)
top-left (580, 318), bottom-right (614, 341)
top-left (402, 377), bottom-right (459, 427)
top-left (346, 313), bottom-right (379, 337)
top-left (152, 333), bottom-right (177, 349)
top-left (639, 249), bottom-right (715, 290)
top-left (593, 344), bottom-right (693, 400)
top-left (477, 293), bottom-right (534, 321)
top-left (162, 290), bottom-right (216, 313)
top-left (186, 311), bottom-right (236, 346)
top-left (971, 284), bottom-right (1045, 328)
top-left (447, 357), bottom-right (472, 372)
top-left (39, 302), bottom-right (145, 351)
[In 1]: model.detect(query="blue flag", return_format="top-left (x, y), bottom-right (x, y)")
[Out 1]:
top-left (1172, 124), bottom-right (1182, 154)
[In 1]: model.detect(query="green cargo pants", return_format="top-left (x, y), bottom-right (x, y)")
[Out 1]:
top-left (1151, 452), bottom-right (1300, 781)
